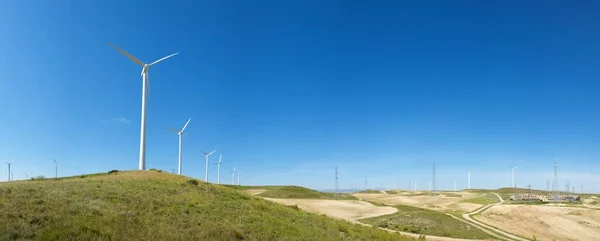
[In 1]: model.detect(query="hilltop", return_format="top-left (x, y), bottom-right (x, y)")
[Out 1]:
top-left (0, 170), bottom-right (410, 241)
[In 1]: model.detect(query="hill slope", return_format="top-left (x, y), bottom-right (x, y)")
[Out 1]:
top-left (0, 171), bottom-right (410, 240)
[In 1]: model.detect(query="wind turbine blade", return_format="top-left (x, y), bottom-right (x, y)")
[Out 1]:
top-left (181, 118), bottom-right (192, 132)
top-left (107, 43), bottom-right (145, 66)
top-left (168, 128), bottom-right (180, 134)
top-left (53, 158), bottom-right (57, 164)
top-left (218, 154), bottom-right (222, 164)
top-left (149, 52), bottom-right (179, 66)
top-left (208, 150), bottom-right (216, 156)
top-left (233, 166), bottom-right (236, 172)
top-left (201, 150), bottom-right (207, 155)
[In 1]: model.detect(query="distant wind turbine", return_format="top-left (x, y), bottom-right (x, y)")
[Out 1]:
top-left (170, 118), bottom-right (192, 175)
top-left (201, 150), bottom-right (216, 182)
top-left (214, 154), bottom-right (222, 184)
top-left (509, 165), bottom-right (518, 188)
top-left (53, 158), bottom-right (58, 178)
top-left (108, 43), bottom-right (179, 170)
top-left (237, 170), bottom-right (242, 186)
top-left (6, 162), bottom-right (11, 181)
top-left (231, 165), bottom-right (236, 185)
top-left (25, 173), bottom-right (28, 180)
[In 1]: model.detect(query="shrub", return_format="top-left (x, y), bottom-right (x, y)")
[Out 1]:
top-left (31, 176), bottom-right (45, 180)
top-left (108, 170), bottom-right (119, 174)
top-left (185, 179), bottom-right (199, 186)
top-left (149, 168), bottom-right (163, 172)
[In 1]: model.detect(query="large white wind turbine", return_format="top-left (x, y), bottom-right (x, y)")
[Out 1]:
top-left (171, 118), bottom-right (192, 175)
top-left (214, 154), bottom-right (222, 184)
top-left (201, 150), bottom-right (216, 182)
top-left (53, 158), bottom-right (58, 178)
top-left (509, 165), bottom-right (518, 188)
top-left (231, 165), bottom-right (236, 185)
top-left (108, 43), bottom-right (179, 170)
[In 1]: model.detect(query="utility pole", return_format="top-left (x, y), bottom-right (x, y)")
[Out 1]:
top-left (334, 166), bottom-right (339, 198)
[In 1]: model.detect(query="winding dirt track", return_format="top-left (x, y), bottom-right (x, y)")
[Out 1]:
top-left (461, 194), bottom-right (528, 241)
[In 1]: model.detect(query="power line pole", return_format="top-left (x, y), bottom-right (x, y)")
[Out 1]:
top-left (552, 159), bottom-right (559, 202)
top-left (334, 166), bottom-right (339, 198)
top-left (432, 162), bottom-right (436, 204)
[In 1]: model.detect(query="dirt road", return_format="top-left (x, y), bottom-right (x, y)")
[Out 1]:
top-left (476, 205), bottom-right (600, 241)
top-left (462, 193), bottom-right (528, 241)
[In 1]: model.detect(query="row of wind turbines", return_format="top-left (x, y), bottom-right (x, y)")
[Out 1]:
top-left (4, 159), bottom-right (59, 181)
top-left (109, 43), bottom-right (242, 185)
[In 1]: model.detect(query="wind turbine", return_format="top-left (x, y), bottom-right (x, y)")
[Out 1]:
top-left (214, 154), bottom-right (222, 184)
top-left (237, 170), bottom-right (242, 186)
top-left (25, 173), bottom-right (28, 180)
top-left (53, 158), bottom-right (58, 178)
top-left (468, 169), bottom-right (471, 190)
top-left (170, 118), bottom-right (192, 175)
top-left (231, 165), bottom-right (236, 185)
top-left (509, 165), bottom-right (518, 188)
top-left (201, 150), bottom-right (216, 182)
top-left (6, 162), bottom-right (11, 181)
top-left (108, 43), bottom-right (179, 170)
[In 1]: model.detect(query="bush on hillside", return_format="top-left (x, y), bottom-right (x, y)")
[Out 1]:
top-left (30, 175), bottom-right (45, 180)
top-left (108, 169), bottom-right (119, 174)
top-left (185, 179), bottom-right (199, 186)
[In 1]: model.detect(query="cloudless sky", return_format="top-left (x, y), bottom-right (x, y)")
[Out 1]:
top-left (1, 1), bottom-right (599, 192)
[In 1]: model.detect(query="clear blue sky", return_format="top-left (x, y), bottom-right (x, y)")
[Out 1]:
top-left (1, 1), bottom-right (599, 192)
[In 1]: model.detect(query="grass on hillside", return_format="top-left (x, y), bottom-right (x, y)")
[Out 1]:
top-left (229, 185), bottom-right (358, 200)
top-left (359, 205), bottom-right (494, 239)
top-left (0, 170), bottom-right (410, 241)
top-left (460, 193), bottom-right (500, 205)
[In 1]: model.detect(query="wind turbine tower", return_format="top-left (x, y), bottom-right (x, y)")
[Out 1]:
top-left (53, 158), bottom-right (58, 178)
top-left (25, 173), bottom-right (28, 180)
top-left (468, 169), bottom-right (471, 190)
top-left (237, 170), bottom-right (241, 186)
top-left (108, 43), bottom-right (178, 170)
top-left (6, 162), bottom-right (11, 181)
top-left (201, 150), bottom-right (216, 182)
top-left (231, 166), bottom-right (236, 185)
top-left (171, 118), bottom-right (192, 175)
top-left (215, 154), bottom-right (222, 184)
top-left (509, 165), bottom-right (518, 188)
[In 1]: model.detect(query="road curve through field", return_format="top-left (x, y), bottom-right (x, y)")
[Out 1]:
top-left (461, 193), bottom-right (529, 241)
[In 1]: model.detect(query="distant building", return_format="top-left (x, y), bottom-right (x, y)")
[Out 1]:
top-left (509, 193), bottom-right (580, 203)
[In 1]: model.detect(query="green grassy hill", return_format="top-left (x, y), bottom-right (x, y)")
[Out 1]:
top-left (460, 193), bottom-right (501, 205)
top-left (230, 185), bottom-right (358, 200)
top-left (0, 170), bottom-right (410, 241)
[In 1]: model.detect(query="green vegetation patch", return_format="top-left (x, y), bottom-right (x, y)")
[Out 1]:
top-left (0, 171), bottom-right (409, 241)
top-left (359, 205), bottom-right (493, 239)
top-left (357, 189), bottom-right (382, 194)
top-left (460, 193), bottom-right (500, 205)
top-left (229, 185), bottom-right (357, 200)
